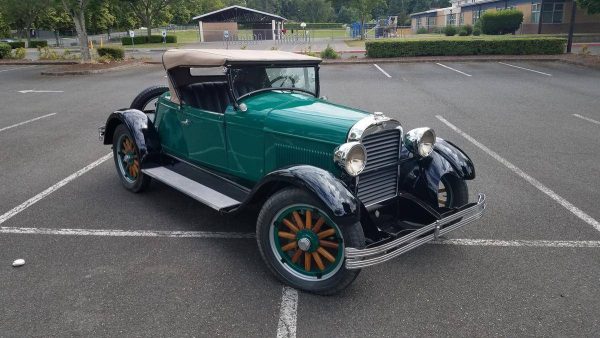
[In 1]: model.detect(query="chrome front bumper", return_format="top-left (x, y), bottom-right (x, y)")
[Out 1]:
top-left (345, 193), bottom-right (486, 269)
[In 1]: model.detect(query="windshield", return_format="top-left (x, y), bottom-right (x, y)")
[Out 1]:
top-left (230, 66), bottom-right (317, 99)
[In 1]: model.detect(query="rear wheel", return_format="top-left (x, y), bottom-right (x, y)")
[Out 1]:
top-left (438, 174), bottom-right (469, 208)
top-left (256, 188), bottom-right (365, 295)
top-left (130, 85), bottom-right (169, 122)
top-left (112, 124), bottom-right (151, 193)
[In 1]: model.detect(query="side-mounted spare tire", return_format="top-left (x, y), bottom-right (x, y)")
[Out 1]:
top-left (130, 85), bottom-right (169, 121)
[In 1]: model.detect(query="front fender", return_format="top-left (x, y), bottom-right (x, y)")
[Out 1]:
top-left (246, 165), bottom-right (359, 225)
top-left (399, 138), bottom-right (475, 206)
top-left (102, 109), bottom-right (161, 166)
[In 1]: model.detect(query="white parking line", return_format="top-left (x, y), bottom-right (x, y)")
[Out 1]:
top-left (435, 63), bottom-right (472, 77)
top-left (573, 113), bottom-right (600, 125)
top-left (0, 113), bottom-right (56, 133)
top-left (0, 65), bottom-right (36, 73)
top-left (373, 64), bottom-right (391, 78)
top-left (0, 153), bottom-right (112, 225)
top-left (0, 226), bottom-right (255, 238)
top-left (276, 286), bottom-right (298, 338)
top-left (432, 239), bottom-right (600, 247)
top-left (436, 115), bottom-right (600, 233)
top-left (498, 62), bottom-right (552, 76)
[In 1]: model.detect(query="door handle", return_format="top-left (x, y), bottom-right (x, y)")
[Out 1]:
top-left (180, 119), bottom-right (191, 126)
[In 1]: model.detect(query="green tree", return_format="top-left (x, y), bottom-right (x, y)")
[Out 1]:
top-left (59, 0), bottom-right (93, 61)
top-left (37, 5), bottom-right (73, 46)
top-left (3, 0), bottom-right (48, 44)
top-left (298, 0), bottom-right (335, 22)
top-left (577, 0), bottom-right (600, 14)
top-left (336, 6), bottom-right (359, 23)
top-left (87, 0), bottom-right (116, 34)
top-left (0, 9), bottom-right (11, 38)
top-left (124, 0), bottom-right (177, 36)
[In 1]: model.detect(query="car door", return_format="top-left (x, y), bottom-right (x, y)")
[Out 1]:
top-left (180, 103), bottom-right (228, 170)
top-left (155, 97), bottom-right (188, 158)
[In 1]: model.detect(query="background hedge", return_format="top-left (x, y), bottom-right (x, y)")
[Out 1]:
top-left (121, 35), bottom-right (177, 45)
top-left (480, 10), bottom-right (524, 35)
top-left (29, 40), bottom-right (48, 48)
top-left (0, 43), bottom-right (11, 58)
top-left (97, 46), bottom-right (125, 60)
top-left (365, 38), bottom-right (566, 57)
top-left (8, 41), bottom-right (25, 49)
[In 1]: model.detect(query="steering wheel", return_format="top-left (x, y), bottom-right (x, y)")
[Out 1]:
top-left (269, 75), bottom-right (296, 88)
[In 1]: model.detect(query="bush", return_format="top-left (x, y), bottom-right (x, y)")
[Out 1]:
top-left (473, 28), bottom-right (481, 36)
top-left (480, 10), bottom-right (524, 35)
top-left (0, 42), bottom-right (10, 58)
top-left (365, 37), bottom-right (567, 58)
top-left (458, 28), bottom-right (469, 36)
top-left (463, 24), bottom-right (473, 35)
top-left (444, 26), bottom-right (457, 36)
top-left (416, 27), bottom-right (428, 34)
top-left (12, 47), bottom-right (26, 59)
top-left (121, 35), bottom-right (177, 45)
top-left (320, 45), bottom-right (339, 59)
top-left (29, 40), bottom-right (48, 48)
top-left (8, 41), bottom-right (25, 49)
top-left (97, 46), bottom-right (125, 60)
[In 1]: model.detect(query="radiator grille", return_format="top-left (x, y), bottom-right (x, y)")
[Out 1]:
top-left (357, 129), bottom-right (400, 206)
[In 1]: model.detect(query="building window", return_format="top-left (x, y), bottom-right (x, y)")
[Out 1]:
top-left (427, 16), bottom-right (436, 27)
top-left (416, 17), bottom-right (422, 29)
top-left (460, 12), bottom-right (464, 25)
top-left (533, 2), bottom-right (564, 23)
top-left (473, 10), bottom-right (480, 23)
top-left (447, 13), bottom-right (457, 26)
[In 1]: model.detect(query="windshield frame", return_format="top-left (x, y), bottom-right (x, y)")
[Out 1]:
top-left (226, 64), bottom-right (320, 107)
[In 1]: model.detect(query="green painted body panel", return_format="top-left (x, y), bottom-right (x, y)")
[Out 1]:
top-left (154, 91), bottom-right (369, 186)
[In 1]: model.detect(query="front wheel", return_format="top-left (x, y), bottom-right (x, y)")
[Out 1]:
top-left (112, 124), bottom-right (151, 193)
top-left (438, 174), bottom-right (469, 208)
top-left (256, 188), bottom-right (365, 295)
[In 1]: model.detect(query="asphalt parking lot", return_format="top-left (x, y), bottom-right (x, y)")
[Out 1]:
top-left (1, 61), bottom-right (600, 337)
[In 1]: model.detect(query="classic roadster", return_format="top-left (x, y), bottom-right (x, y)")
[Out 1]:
top-left (99, 49), bottom-right (485, 295)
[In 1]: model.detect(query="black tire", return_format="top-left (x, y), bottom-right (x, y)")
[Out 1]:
top-left (112, 124), bottom-right (151, 193)
top-left (256, 188), bottom-right (365, 295)
top-left (130, 85), bottom-right (169, 117)
top-left (438, 174), bottom-right (469, 208)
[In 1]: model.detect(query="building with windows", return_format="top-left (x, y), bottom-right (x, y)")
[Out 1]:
top-left (410, 0), bottom-right (600, 34)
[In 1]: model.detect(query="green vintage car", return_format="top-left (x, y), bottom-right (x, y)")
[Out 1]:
top-left (100, 49), bottom-right (485, 295)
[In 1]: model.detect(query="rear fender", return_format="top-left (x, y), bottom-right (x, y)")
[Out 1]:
top-left (102, 109), bottom-right (161, 166)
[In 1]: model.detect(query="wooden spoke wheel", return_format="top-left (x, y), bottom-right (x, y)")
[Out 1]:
top-left (271, 205), bottom-right (344, 280)
top-left (116, 134), bottom-right (140, 184)
top-left (438, 174), bottom-right (469, 209)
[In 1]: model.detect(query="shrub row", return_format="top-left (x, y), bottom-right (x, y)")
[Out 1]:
top-left (29, 40), bottom-right (48, 48)
top-left (8, 41), bottom-right (26, 49)
top-left (365, 38), bottom-right (567, 57)
top-left (0, 43), bottom-right (11, 58)
top-left (97, 46), bottom-right (125, 60)
top-left (121, 35), bottom-right (177, 45)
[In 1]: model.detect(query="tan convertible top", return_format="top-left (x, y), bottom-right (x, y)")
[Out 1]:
top-left (162, 49), bottom-right (321, 69)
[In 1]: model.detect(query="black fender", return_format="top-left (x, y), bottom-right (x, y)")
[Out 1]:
top-left (399, 138), bottom-right (475, 207)
top-left (102, 109), bottom-right (161, 166)
top-left (243, 165), bottom-right (359, 226)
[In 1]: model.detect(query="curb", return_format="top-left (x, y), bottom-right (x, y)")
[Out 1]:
top-left (0, 61), bottom-right (79, 65)
top-left (321, 55), bottom-right (563, 65)
top-left (40, 62), bottom-right (144, 76)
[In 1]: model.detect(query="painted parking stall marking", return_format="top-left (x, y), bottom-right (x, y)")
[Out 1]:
top-left (18, 90), bottom-right (64, 94)
top-left (0, 153), bottom-right (112, 226)
top-left (373, 64), bottom-right (392, 78)
top-left (0, 113), bottom-right (56, 133)
top-left (276, 286), bottom-right (299, 338)
top-left (431, 239), bottom-right (600, 248)
top-left (498, 62), bottom-right (552, 76)
top-left (435, 63), bottom-right (472, 77)
top-left (573, 113), bottom-right (600, 126)
top-left (436, 115), bottom-right (600, 233)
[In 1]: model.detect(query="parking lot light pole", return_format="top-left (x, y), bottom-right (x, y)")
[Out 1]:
top-left (537, 0), bottom-right (544, 34)
top-left (566, 3), bottom-right (577, 53)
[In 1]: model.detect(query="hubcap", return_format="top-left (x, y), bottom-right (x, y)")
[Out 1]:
top-left (438, 179), bottom-right (449, 207)
top-left (270, 205), bottom-right (344, 281)
top-left (117, 135), bottom-right (140, 184)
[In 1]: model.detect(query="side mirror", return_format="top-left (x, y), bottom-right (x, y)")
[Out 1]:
top-left (320, 96), bottom-right (328, 100)
top-left (238, 103), bottom-right (248, 112)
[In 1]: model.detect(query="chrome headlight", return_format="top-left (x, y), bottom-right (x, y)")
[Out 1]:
top-left (334, 142), bottom-right (367, 176)
top-left (404, 127), bottom-right (436, 157)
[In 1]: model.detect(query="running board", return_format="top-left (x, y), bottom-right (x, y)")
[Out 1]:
top-left (142, 166), bottom-right (241, 211)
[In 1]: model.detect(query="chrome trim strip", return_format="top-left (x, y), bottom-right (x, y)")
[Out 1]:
top-left (344, 193), bottom-right (486, 269)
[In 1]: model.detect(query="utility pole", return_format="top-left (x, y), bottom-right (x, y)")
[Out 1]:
top-left (566, 2), bottom-right (577, 53)
top-left (537, 0), bottom-right (544, 34)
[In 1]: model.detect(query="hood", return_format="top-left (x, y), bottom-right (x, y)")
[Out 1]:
top-left (244, 92), bottom-right (370, 145)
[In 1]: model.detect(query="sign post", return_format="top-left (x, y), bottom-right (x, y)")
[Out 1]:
top-left (161, 30), bottom-right (167, 44)
top-left (224, 30), bottom-right (229, 49)
top-left (128, 30), bottom-right (135, 48)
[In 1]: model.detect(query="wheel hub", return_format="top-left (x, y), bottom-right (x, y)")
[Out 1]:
top-left (298, 237), bottom-right (311, 251)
